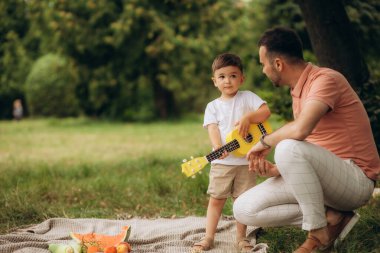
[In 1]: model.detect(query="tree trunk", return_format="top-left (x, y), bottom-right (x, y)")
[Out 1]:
top-left (296, 0), bottom-right (379, 150)
top-left (296, 0), bottom-right (369, 93)
top-left (148, 58), bottom-right (177, 119)
top-left (153, 81), bottom-right (176, 119)
top-left (153, 82), bottom-right (172, 119)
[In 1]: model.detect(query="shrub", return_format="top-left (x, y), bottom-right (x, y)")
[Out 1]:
top-left (25, 54), bottom-right (80, 117)
top-left (259, 88), bottom-right (293, 121)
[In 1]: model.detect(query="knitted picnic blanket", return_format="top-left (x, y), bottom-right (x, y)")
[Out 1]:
top-left (0, 216), bottom-right (268, 253)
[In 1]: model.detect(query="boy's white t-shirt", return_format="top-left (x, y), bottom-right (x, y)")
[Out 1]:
top-left (203, 90), bottom-right (266, 165)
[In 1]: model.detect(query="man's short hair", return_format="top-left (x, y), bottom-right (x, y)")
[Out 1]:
top-left (212, 53), bottom-right (243, 74)
top-left (258, 27), bottom-right (304, 61)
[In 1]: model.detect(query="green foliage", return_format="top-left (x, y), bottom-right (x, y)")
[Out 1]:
top-left (0, 0), bottom-right (379, 136)
top-left (360, 79), bottom-right (380, 150)
top-left (12, 0), bottom-right (266, 120)
top-left (24, 54), bottom-right (80, 117)
top-left (345, 0), bottom-right (380, 79)
top-left (260, 88), bottom-right (293, 121)
top-left (0, 0), bottom-right (31, 118)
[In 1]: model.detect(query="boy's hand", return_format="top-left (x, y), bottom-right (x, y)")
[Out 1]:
top-left (219, 149), bottom-right (229, 159)
top-left (214, 146), bottom-right (228, 159)
top-left (235, 115), bottom-right (250, 138)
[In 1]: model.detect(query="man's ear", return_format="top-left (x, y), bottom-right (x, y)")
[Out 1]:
top-left (274, 58), bottom-right (283, 71)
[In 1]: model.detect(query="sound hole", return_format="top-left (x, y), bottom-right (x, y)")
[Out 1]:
top-left (244, 133), bottom-right (253, 143)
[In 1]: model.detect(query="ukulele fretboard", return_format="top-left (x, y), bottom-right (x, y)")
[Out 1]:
top-left (258, 123), bottom-right (267, 135)
top-left (205, 133), bottom-right (254, 162)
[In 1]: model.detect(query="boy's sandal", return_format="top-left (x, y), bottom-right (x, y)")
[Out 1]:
top-left (235, 238), bottom-right (254, 253)
top-left (191, 237), bottom-right (214, 252)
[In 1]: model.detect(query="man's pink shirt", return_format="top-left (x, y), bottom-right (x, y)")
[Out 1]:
top-left (291, 63), bottom-right (379, 181)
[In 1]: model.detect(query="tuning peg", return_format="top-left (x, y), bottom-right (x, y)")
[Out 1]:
top-left (190, 156), bottom-right (194, 159)
top-left (182, 159), bottom-right (187, 163)
top-left (191, 175), bottom-right (196, 179)
top-left (198, 171), bottom-right (202, 174)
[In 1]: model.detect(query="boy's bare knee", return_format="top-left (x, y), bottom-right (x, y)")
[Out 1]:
top-left (209, 197), bottom-right (227, 208)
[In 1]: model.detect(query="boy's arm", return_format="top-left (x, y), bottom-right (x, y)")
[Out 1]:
top-left (207, 123), bottom-right (228, 159)
top-left (235, 103), bottom-right (271, 138)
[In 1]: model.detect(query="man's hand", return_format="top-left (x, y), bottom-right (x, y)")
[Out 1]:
top-left (246, 140), bottom-right (272, 159)
top-left (246, 140), bottom-right (277, 176)
top-left (248, 155), bottom-right (279, 177)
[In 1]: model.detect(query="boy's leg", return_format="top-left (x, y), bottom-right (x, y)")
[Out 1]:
top-left (233, 166), bottom-right (259, 252)
top-left (194, 164), bottom-right (239, 251)
top-left (235, 221), bottom-right (255, 252)
top-left (206, 197), bottom-right (227, 238)
top-left (192, 197), bottom-right (226, 251)
top-left (236, 221), bottom-right (247, 241)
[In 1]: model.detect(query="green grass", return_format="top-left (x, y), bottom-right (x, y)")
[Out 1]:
top-left (0, 117), bottom-right (379, 252)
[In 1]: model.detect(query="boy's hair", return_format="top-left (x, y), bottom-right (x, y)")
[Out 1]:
top-left (212, 53), bottom-right (243, 74)
top-left (258, 27), bottom-right (304, 62)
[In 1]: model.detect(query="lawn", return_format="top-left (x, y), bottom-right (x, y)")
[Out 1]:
top-left (0, 117), bottom-right (378, 252)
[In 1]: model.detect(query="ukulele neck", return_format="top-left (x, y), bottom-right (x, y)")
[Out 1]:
top-left (205, 139), bottom-right (240, 162)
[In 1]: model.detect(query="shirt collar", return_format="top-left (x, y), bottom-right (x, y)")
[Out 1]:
top-left (291, 63), bottom-right (313, 98)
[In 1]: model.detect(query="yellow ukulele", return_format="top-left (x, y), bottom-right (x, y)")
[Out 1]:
top-left (181, 121), bottom-right (272, 177)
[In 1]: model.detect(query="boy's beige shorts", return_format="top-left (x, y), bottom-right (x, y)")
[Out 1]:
top-left (207, 163), bottom-right (256, 199)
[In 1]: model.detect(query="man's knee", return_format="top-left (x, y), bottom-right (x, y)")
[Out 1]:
top-left (233, 195), bottom-right (259, 226)
top-left (233, 197), bottom-right (250, 225)
top-left (274, 139), bottom-right (305, 164)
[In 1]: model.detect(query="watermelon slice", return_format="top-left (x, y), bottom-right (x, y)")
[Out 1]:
top-left (70, 226), bottom-right (131, 250)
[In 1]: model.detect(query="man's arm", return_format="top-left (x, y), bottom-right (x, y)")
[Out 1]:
top-left (257, 100), bottom-right (329, 149)
top-left (246, 100), bottom-right (330, 173)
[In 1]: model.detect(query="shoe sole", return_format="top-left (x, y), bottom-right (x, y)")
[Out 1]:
top-left (333, 212), bottom-right (360, 248)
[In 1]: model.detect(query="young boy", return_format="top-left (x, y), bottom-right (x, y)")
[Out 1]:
top-left (192, 53), bottom-right (271, 252)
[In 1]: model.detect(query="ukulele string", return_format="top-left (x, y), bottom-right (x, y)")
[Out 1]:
top-left (258, 123), bottom-right (267, 135)
top-left (206, 123), bottom-right (268, 162)
top-left (207, 139), bottom-right (240, 161)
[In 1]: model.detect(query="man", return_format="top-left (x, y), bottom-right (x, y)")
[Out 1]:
top-left (233, 27), bottom-right (379, 253)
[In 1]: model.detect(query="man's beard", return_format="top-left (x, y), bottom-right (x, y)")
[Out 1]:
top-left (270, 66), bottom-right (281, 87)
top-left (272, 79), bottom-right (280, 87)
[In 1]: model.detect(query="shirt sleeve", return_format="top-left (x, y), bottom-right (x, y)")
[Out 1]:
top-left (203, 101), bottom-right (218, 128)
top-left (246, 91), bottom-right (266, 110)
top-left (306, 72), bottom-right (342, 110)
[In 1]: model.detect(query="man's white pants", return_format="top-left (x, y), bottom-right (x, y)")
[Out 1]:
top-left (233, 139), bottom-right (374, 231)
